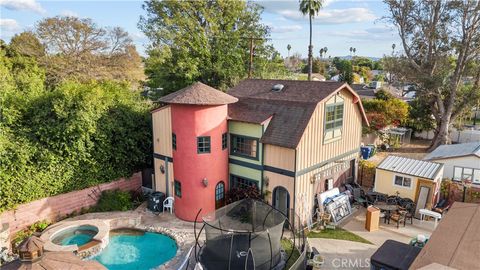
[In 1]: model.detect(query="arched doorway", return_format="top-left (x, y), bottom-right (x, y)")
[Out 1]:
top-left (215, 181), bottom-right (225, 209)
top-left (273, 186), bottom-right (290, 218)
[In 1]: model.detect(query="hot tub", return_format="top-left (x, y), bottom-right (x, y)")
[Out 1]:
top-left (51, 225), bottom-right (99, 247)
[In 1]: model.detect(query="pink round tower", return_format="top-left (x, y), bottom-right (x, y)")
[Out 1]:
top-left (159, 82), bottom-right (238, 221)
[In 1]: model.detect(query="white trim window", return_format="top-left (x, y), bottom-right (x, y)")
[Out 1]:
top-left (453, 166), bottom-right (480, 183)
top-left (324, 94), bottom-right (344, 143)
top-left (394, 175), bottom-right (412, 188)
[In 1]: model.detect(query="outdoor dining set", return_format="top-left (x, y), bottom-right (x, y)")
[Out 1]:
top-left (347, 184), bottom-right (416, 229)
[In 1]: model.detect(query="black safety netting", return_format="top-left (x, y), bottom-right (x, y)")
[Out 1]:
top-left (199, 199), bottom-right (287, 270)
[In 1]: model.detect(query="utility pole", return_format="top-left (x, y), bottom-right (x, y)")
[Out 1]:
top-left (244, 37), bottom-right (264, 78)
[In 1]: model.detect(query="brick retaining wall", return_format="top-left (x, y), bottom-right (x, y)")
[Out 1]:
top-left (0, 172), bottom-right (141, 237)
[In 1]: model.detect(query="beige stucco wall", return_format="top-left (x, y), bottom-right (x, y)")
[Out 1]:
top-left (152, 106), bottom-right (173, 157)
top-left (264, 144), bottom-right (295, 171)
top-left (154, 158), bottom-right (174, 196)
top-left (374, 169), bottom-right (420, 200)
top-left (265, 171), bottom-right (294, 210)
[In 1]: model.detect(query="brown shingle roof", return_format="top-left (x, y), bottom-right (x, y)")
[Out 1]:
top-left (229, 98), bottom-right (317, 148)
top-left (159, 82), bottom-right (238, 105)
top-left (228, 79), bottom-right (345, 103)
top-left (410, 202), bottom-right (480, 270)
top-left (228, 79), bottom-right (365, 148)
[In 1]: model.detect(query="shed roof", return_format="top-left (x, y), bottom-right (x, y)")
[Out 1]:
top-left (227, 79), bottom-right (368, 148)
top-left (424, 142), bottom-right (480, 160)
top-left (377, 155), bottom-right (443, 180)
top-left (410, 202), bottom-right (480, 269)
top-left (158, 82), bottom-right (238, 105)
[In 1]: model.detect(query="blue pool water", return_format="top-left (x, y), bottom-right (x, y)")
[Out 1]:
top-left (94, 231), bottom-right (177, 270)
top-left (53, 225), bottom-right (98, 247)
top-left (60, 233), bottom-right (94, 246)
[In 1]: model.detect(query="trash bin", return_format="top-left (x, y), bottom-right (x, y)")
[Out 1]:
top-left (361, 147), bottom-right (371, 160)
top-left (366, 144), bottom-right (377, 157)
top-left (147, 192), bottom-right (165, 212)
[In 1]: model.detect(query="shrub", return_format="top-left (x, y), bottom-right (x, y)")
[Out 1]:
top-left (225, 186), bottom-right (263, 204)
top-left (95, 189), bottom-right (133, 212)
top-left (12, 220), bottom-right (51, 246)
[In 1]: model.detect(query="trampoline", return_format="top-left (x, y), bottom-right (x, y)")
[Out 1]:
top-left (194, 199), bottom-right (290, 270)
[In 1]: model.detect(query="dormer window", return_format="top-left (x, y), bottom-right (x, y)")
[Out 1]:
top-left (324, 94), bottom-right (344, 143)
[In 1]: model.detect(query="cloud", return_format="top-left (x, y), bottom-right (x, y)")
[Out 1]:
top-left (326, 26), bottom-right (397, 41)
top-left (0, 0), bottom-right (46, 14)
top-left (0, 18), bottom-right (20, 32)
top-left (279, 8), bottom-right (376, 24)
top-left (60, 10), bottom-right (79, 17)
top-left (270, 24), bottom-right (302, 33)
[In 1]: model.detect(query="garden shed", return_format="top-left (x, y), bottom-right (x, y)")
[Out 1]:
top-left (374, 156), bottom-right (444, 214)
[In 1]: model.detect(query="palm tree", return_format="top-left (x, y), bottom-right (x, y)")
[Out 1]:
top-left (299, 0), bottom-right (324, 81)
top-left (323, 47), bottom-right (328, 58)
top-left (353, 47), bottom-right (356, 56)
top-left (287, 44), bottom-right (292, 58)
top-left (319, 48), bottom-right (324, 58)
top-left (391, 43), bottom-right (396, 55)
top-left (349, 47), bottom-right (353, 56)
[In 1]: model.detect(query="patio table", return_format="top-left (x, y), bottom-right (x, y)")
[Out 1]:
top-left (374, 203), bottom-right (399, 224)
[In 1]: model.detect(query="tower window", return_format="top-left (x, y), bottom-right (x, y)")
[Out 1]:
top-left (197, 136), bottom-right (211, 154)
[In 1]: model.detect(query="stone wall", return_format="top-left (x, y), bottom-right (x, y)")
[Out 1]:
top-left (0, 173), bottom-right (142, 238)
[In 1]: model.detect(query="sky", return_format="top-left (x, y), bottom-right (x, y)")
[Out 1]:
top-left (0, 0), bottom-right (401, 58)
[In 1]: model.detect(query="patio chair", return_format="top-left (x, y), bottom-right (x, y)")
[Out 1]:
top-left (403, 202), bottom-right (415, 225)
top-left (386, 196), bottom-right (397, 205)
top-left (390, 211), bottom-right (407, 228)
top-left (432, 199), bottom-right (451, 214)
top-left (353, 188), bottom-right (369, 207)
top-left (163, 197), bottom-right (174, 214)
top-left (375, 194), bottom-right (387, 203)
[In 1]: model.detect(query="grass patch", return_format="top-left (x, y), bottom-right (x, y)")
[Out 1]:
top-left (307, 228), bottom-right (373, 244)
top-left (281, 238), bottom-right (301, 269)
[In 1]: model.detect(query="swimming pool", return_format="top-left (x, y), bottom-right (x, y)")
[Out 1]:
top-left (52, 225), bottom-right (99, 247)
top-left (93, 229), bottom-right (177, 270)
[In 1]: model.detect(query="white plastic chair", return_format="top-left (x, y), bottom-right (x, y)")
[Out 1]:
top-left (163, 197), bottom-right (174, 214)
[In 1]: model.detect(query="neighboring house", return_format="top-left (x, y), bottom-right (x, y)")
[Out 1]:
top-left (351, 84), bottom-right (376, 99)
top-left (424, 142), bottom-right (480, 185)
top-left (374, 156), bottom-right (444, 213)
top-left (151, 79), bottom-right (368, 223)
top-left (311, 73), bottom-right (326, 81)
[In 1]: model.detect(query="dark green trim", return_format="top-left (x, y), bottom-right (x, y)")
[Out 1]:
top-left (151, 115), bottom-right (155, 190)
top-left (153, 153), bottom-right (173, 163)
top-left (229, 158), bottom-right (295, 177)
top-left (260, 125), bottom-right (265, 196)
top-left (295, 148), bottom-right (360, 177)
top-left (293, 148), bottom-right (297, 228)
top-left (229, 174), bottom-right (260, 189)
top-left (230, 133), bottom-right (260, 160)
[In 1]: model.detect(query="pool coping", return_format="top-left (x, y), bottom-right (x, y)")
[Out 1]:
top-left (40, 215), bottom-right (192, 269)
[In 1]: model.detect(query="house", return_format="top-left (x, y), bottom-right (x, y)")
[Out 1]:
top-left (409, 202), bottom-right (480, 269)
top-left (424, 142), bottom-right (480, 184)
top-left (351, 84), bottom-right (376, 99)
top-left (151, 79), bottom-right (368, 222)
top-left (374, 156), bottom-right (444, 213)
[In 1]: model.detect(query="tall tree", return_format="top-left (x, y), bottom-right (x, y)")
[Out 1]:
top-left (385, 0), bottom-right (480, 149)
top-left (299, 0), bottom-right (323, 81)
top-left (9, 32), bottom-right (45, 58)
top-left (35, 16), bottom-right (144, 87)
top-left (139, 0), bottom-right (270, 92)
top-left (287, 44), bottom-right (292, 58)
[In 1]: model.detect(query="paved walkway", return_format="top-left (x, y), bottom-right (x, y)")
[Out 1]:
top-left (308, 238), bottom-right (376, 270)
top-left (309, 207), bottom-right (437, 269)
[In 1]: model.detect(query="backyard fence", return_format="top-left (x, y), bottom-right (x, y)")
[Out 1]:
top-left (0, 172), bottom-right (142, 238)
top-left (443, 181), bottom-right (480, 204)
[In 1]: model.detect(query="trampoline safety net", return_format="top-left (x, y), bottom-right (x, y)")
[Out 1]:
top-left (199, 199), bottom-right (286, 270)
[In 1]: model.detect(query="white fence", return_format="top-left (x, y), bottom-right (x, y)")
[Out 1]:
top-left (416, 128), bottom-right (480, 143)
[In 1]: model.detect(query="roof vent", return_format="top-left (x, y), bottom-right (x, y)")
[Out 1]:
top-left (272, 84), bottom-right (284, 92)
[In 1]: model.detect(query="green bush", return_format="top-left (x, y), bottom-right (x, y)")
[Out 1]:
top-left (95, 190), bottom-right (133, 212)
top-left (0, 46), bottom-right (152, 212)
top-left (12, 220), bottom-right (51, 246)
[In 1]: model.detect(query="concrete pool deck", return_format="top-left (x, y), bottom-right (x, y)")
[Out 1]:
top-left (41, 203), bottom-right (197, 269)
